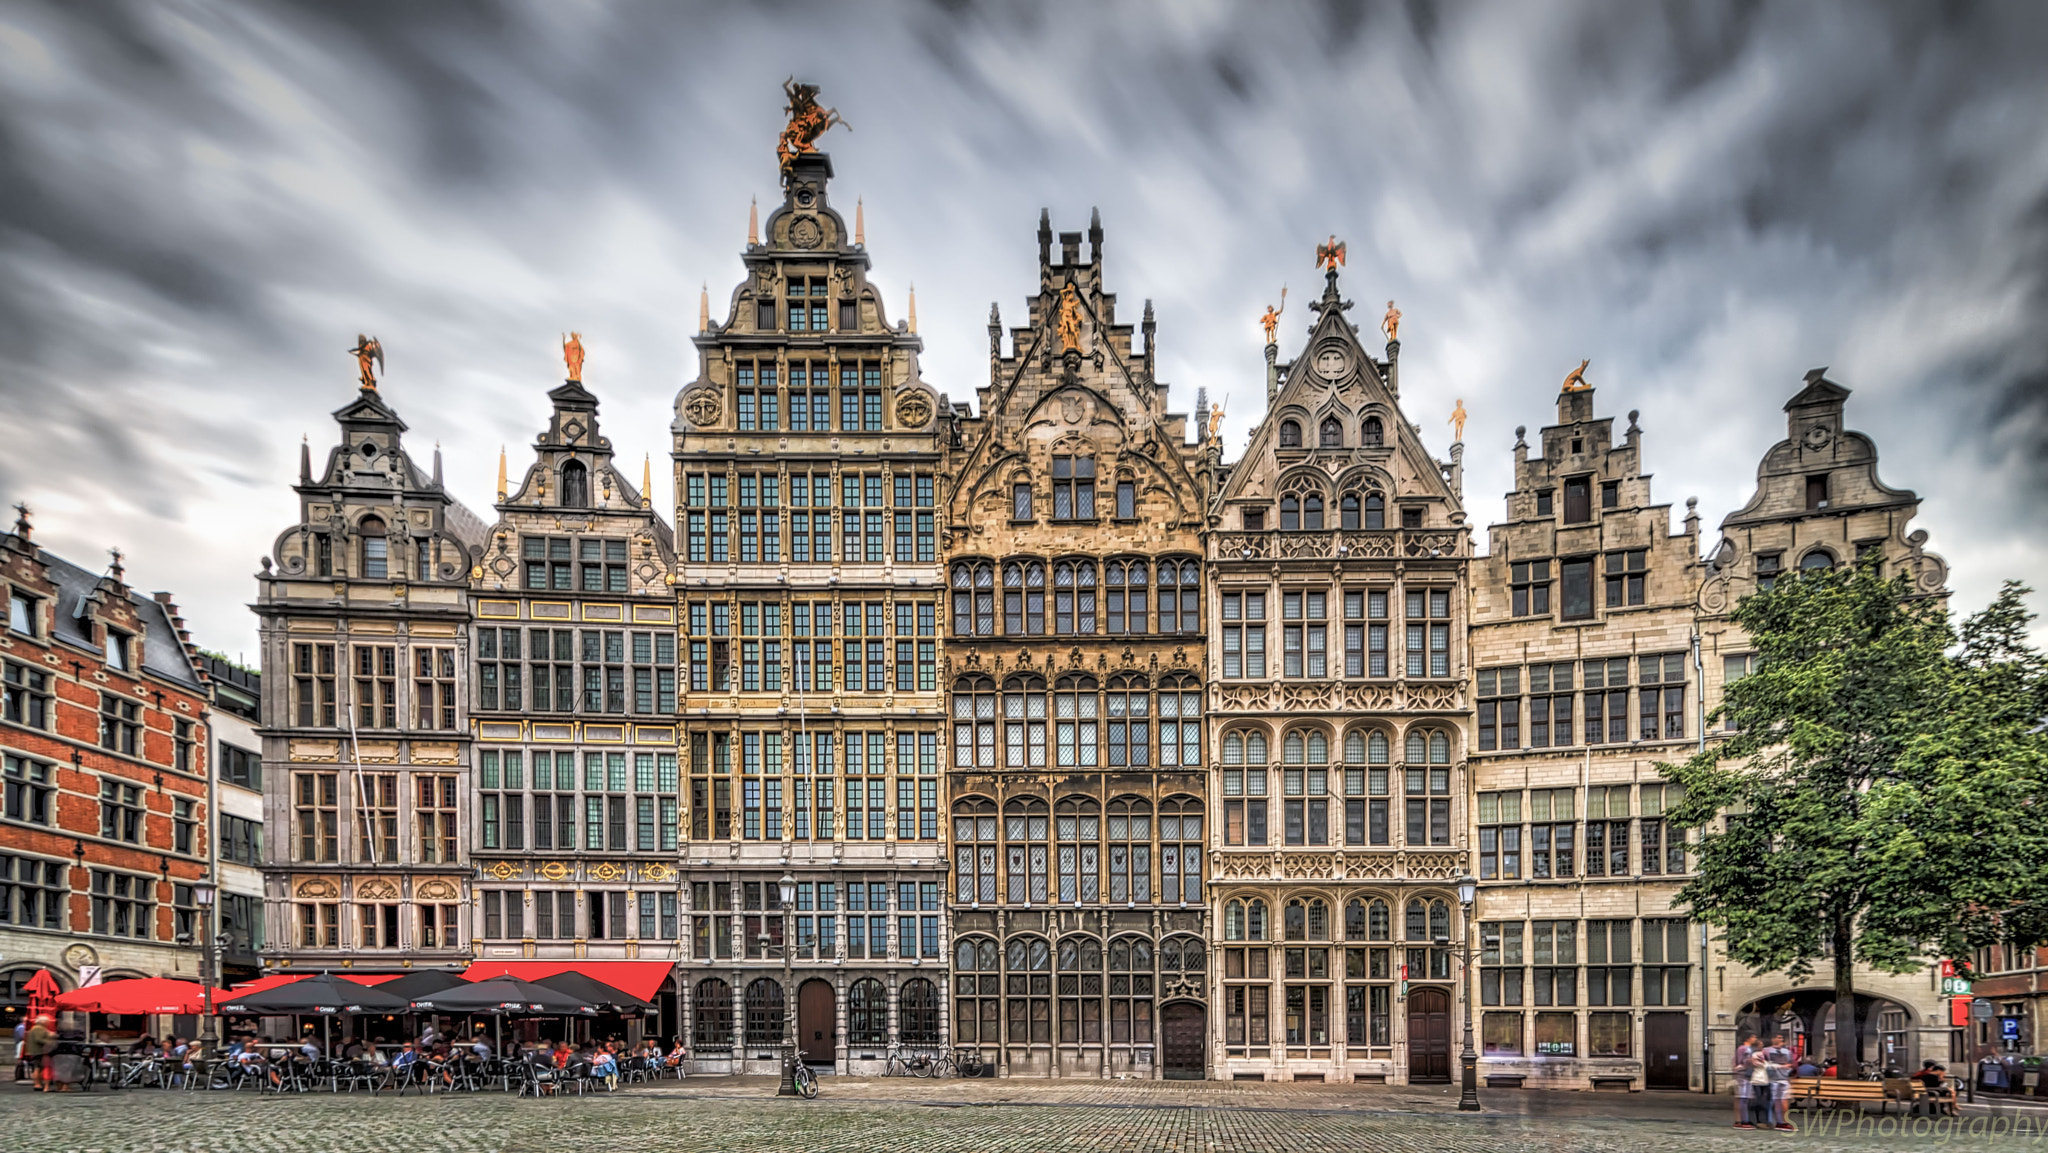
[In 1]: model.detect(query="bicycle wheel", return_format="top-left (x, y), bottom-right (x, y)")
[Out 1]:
top-left (796, 1066), bottom-right (819, 1099)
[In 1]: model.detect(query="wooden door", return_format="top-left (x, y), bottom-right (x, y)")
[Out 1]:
top-left (798, 979), bottom-right (836, 1065)
top-left (1406, 987), bottom-right (1450, 1083)
top-left (1645, 1012), bottom-right (1688, 1089)
top-left (1161, 1002), bottom-right (1206, 1080)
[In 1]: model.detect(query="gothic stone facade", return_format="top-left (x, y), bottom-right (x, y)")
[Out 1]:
top-left (670, 150), bottom-right (948, 1075)
top-left (944, 212), bottom-right (1211, 1080)
top-left (257, 386), bottom-right (487, 971)
top-left (467, 380), bottom-right (683, 1029)
top-left (1207, 267), bottom-right (1473, 1085)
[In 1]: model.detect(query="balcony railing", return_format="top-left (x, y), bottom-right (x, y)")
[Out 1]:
top-left (1213, 529), bottom-right (1464, 561)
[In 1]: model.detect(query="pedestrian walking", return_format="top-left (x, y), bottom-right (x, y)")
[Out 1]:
top-left (1765, 1033), bottom-right (1797, 1131)
top-left (1733, 1033), bottom-right (1760, 1129)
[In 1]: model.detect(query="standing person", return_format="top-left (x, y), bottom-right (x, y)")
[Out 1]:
top-left (1733, 1033), bottom-right (1760, 1129)
top-left (24, 1016), bottom-right (56, 1092)
top-left (1766, 1034), bottom-right (1797, 1131)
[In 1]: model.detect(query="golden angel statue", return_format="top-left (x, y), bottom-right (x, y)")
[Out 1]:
top-left (1057, 282), bottom-right (1083, 352)
top-left (349, 334), bottom-right (384, 390)
top-left (1315, 235), bottom-right (1346, 271)
top-left (1561, 359), bottom-right (1592, 392)
top-left (1448, 398), bottom-right (1468, 442)
top-left (1382, 300), bottom-right (1402, 343)
top-left (777, 78), bottom-right (850, 177)
top-left (1259, 286), bottom-right (1287, 345)
top-left (562, 331), bottom-right (586, 382)
top-left (1208, 402), bottom-right (1225, 439)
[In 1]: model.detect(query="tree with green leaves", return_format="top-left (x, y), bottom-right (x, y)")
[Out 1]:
top-left (1665, 566), bottom-right (2047, 1071)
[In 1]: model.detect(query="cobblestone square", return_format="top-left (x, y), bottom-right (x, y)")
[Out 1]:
top-left (7, 1077), bottom-right (2045, 1153)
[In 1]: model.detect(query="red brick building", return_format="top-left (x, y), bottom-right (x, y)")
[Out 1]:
top-left (1, 506), bottom-right (212, 1016)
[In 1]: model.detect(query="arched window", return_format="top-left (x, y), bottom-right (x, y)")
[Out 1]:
top-left (1161, 935), bottom-right (1205, 977)
top-left (1285, 899), bottom-right (1306, 940)
top-left (692, 978), bottom-right (733, 1050)
top-left (1319, 417), bottom-right (1343, 448)
top-left (1430, 731), bottom-right (1449, 764)
top-left (1280, 496), bottom-right (1299, 532)
top-left (1369, 731), bottom-right (1389, 764)
top-left (1246, 731), bottom-right (1269, 764)
top-left (1055, 674), bottom-right (1099, 769)
top-left (1005, 798), bottom-right (1050, 904)
top-left (1247, 899), bottom-right (1268, 940)
top-left (1406, 731), bottom-right (1426, 763)
top-left (1800, 549), bottom-right (1834, 572)
top-left (1279, 420), bottom-right (1302, 448)
top-left (1369, 898), bottom-right (1391, 941)
top-left (1108, 935), bottom-right (1155, 1044)
top-left (952, 561), bottom-right (995, 636)
top-left (954, 937), bottom-right (1001, 1045)
top-left (1161, 796), bottom-right (1203, 902)
top-left (1159, 673), bottom-right (1201, 768)
top-left (1307, 731), bottom-right (1329, 764)
top-left (953, 797), bottom-right (998, 902)
top-left (1054, 559), bottom-right (1097, 635)
top-left (1363, 417), bottom-right (1384, 447)
top-left (744, 977), bottom-right (784, 1045)
top-left (358, 516), bottom-right (388, 580)
top-left (1304, 494), bottom-right (1324, 530)
top-left (1060, 937), bottom-right (1107, 1045)
top-left (1106, 675), bottom-right (1150, 768)
top-left (1364, 493), bottom-right (1385, 530)
top-left (1108, 796), bottom-right (1152, 901)
top-left (1055, 797), bottom-right (1101, 903)
top-left (1004, 560), bottom-right (1046, 635)
top-left (1159, 559), bottom-right (1200, 633)
top-left (1405, 899), bottom-right (1428, 942)
top-left (1106, 558), bottom-right (1148, 634)
top-left (847, 977), bottom-right (888, 1046)
top-left (1429, 899), bottom-right (1450, 942)
top-left (1345, 899), bottom-right (1369, 940)
top-left (1284, 731), bottom-right (1305, 765)
top-left (560, 460), bottom-right (590, 508)
top-left (953, 675), bottom-right (998, 771)
top-left (1340, 493), bottom-right (1360, 530)
top-left (1003, 674), bottom-right (1048, 769)
top-left (1226, 899), bottom-right (1246, 941)
top-left (1223, 732), bottom-right (1245, 765)
top-left (1344, 730), bottom-right (1365, 764)
top-left (1006, 935), bottom-right (1052, 1043)
top-left (900, 978), bottom-right (940, 1046)
top-left (1307, 898), bottom-right (1329, 940)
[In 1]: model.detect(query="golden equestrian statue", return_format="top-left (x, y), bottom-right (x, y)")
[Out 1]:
top-left (349, 334), bottom-right (384, 390)
top-left (1382, 300), bottom-right (1401, 343)
top-left (1259, 286), bottom-right (1287, 345)
top-left (1315, 236), bottom-right (1347, 271)
top-left (562, 331), bottom-right (586, 383)
top-left (777, 78), bottom-right (850, 177)
top-left (1448, 398), bottom-right (1468, 442)
top-left (1057, 282), bottom-right (1083, 351)
top-left (1561, 359), bottom-right (1592, 392)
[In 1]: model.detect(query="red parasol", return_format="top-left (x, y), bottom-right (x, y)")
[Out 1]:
top-left (55, 977), bottom-right (226, 1016)
top-left (22, 969), bottom-right (59, 1020)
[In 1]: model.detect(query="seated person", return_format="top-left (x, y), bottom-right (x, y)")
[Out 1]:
top-left (591, 1047), bottom-right (619, 1088)
top-left (1916, 1062), bottom-right (1958, 1115)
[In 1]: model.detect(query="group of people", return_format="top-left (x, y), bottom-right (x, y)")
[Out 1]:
top-left (1734, 1032), bottom-right (1959, 1130)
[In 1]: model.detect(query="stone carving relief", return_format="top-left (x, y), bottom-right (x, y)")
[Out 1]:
top-left (683, 389), bottom-right (722, 428)
top-left (895, 390), bottom-right (933, 428)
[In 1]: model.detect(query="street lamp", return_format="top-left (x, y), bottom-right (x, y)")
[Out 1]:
top-left (1454, 874), bottom-right (1479, 1112)
top-left (776, 871), bottom-right (798, 1097)
top-left (193, 881), bottom-right (218, 1057)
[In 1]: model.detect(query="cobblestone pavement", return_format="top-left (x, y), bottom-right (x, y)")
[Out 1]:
top-left (7, 1076), bottom-right (2045, 1153)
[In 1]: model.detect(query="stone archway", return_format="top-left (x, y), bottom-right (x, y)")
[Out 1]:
top-left (1738, 988), bottom-right (1919, 1075)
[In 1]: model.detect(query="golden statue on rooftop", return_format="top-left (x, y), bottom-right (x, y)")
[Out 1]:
top-left (1259, 286), bottom-right (1287, 345)
top-left (562, 331), bottom-right (586, 382)
top-left (1057, 282), bottom-right (1083, 352)
top-left (1382, 300), bottom-right (1401, 343)
top-left (1449, 398), bottom-right (1468, 442)
top-left (349, 334), bottom-right (384, 390)
top-left (1561, 359), bottom-right (1592, 392)
top-left (1315, 236), bottom-right (1347, 271)
top-left (778, 78), bottom-right (850, 178)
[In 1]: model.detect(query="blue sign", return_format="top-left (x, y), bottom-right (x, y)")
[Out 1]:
top-left (2003, 1018), bottom-right (2021, 1039)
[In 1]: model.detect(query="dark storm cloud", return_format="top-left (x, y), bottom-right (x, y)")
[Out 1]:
top-left (0, 0), bottom-right (2043, 654)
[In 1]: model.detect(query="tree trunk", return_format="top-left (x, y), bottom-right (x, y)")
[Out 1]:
top-left (1833, 919), bottom-right (1858, 1076)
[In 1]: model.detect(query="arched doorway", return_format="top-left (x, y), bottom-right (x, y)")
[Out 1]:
top-left (1738, 989), bottom-right (1918, 1076)
top-left (1160, 1002), bottom-right (1206, 1079)
top-left (798, 979), bottom-right (836, 1066)
top-left (1407, 987), bottom-right (1450, 1082)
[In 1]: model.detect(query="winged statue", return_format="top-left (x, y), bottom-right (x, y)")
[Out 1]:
top-left (1315, 236), bottom-right (1347, 271)
top-left (349, 334), bottom-right (384, 390)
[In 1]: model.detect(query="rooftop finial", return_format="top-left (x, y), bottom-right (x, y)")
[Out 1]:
top-left (1561, 359), bottom-right (1592, 393)
top-left (641, 454), bottom-right (652, 510)
top-left (855, 197), bottom-right (865, 246)
top-left (1260, 286), bottom-right (1287, 346)
top-left (299, 434), bottom-right (312, 483)
top-left (1315, 236), bottom-right (1346, 272)
top-left (349, 334), bottom-right (384, 391)
top-left (562, 331), bottom-right (585, 383)
top-left (699, 284), bottom-right (711, 334)
top-left (908, 283), bottom-right (917, 334)
top-left (777, 78), bottom-right (849, 182)
top-left (748, 197), bottom-right (759, 246)
top-left (107, 547), bottom-right (125, 582)
top-left (496, 445), bottom-right (508, 501)
top-left (10, 502), bottom-right (29, 542)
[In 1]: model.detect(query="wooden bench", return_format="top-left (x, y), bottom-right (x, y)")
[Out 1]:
top-left (1790, 1077), bottom-right (1921, 1116)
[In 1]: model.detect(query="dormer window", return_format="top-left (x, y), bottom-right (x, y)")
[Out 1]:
top-left (359, 516), bottom-right (388, 580)
top-left (103, 627), bottom-right (130, 672)
top-left (1805, 474), bottom-right (1829, 510)
top-left (1279, 420), bottom-right (1302, 449)
top-left (1319, 418), bottom-right (1343, 448)
top-left (1363, 417), bottom-right (1384, 447)
top-left (561, 461), bottom-right (591, 508)
top-left (7, 590), bottom-right (34, 638)
top-left (1563, 476), bottom-right (1591, 524)
top-left (756, 298), bottom-right (777, 330)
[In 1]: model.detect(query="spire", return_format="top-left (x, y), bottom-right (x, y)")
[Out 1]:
top-left (1037, 208), bottom-right (1052, 268)
top-left (907, 283), bottom-right (917, 334)
top-left (299, 434), bottom-right (311, 483)
top-left (1088, 207), bottom-right (1103, 263)
top-left (988, 302), bottom-right (1003, 358)
top-left (699, 283), bottom-right (710, 334)
top-left (747, 196), bottom-right (759, 246)
top-left (855, 197), bottom-right (865, 246)
top-left (106, 547), bottom-right (125, 584)
top-left (432, 441), bottom-right (443, 487)
top-left (641, 454), bottom-right (652, 510)
top-left (496, 445), bottom-right (508, 501)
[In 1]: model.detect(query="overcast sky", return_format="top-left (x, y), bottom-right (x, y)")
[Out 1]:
top-left (2, 0), bottom-right (2044, 658)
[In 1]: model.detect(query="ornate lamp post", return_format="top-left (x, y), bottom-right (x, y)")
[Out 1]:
top-left (193, 880), bottom-right (218, 1057)
top-left (776, 871), bottom-right (798, 1097)
top-left (1455, 873), bottom-right (1480, 1111)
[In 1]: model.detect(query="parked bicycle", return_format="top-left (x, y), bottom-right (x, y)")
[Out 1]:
top-left (883, 1046), bottom-right (943, 1078)
top-left (791, 1056), bottom-right (819, 1099)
